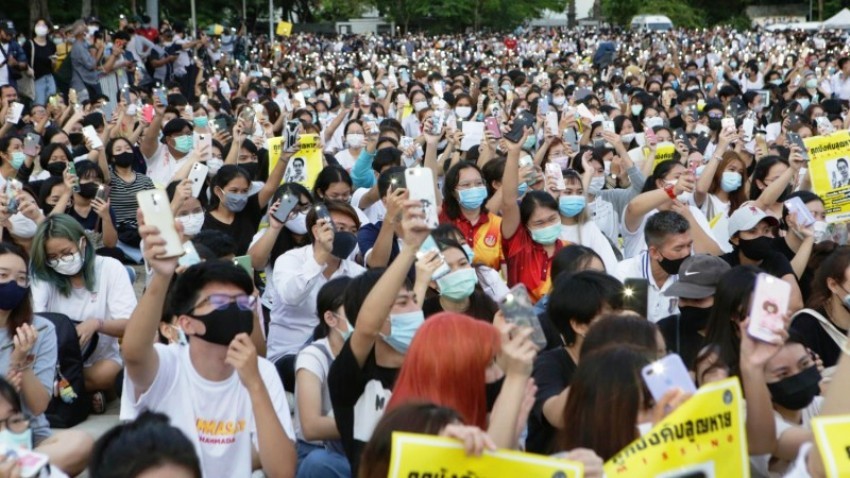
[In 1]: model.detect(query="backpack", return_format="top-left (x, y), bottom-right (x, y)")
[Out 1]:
top-left (38, 313), bottom-right (98, 428)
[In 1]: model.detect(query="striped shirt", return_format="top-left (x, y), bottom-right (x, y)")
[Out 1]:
top-left (109, 167), bottom-right (155, 228)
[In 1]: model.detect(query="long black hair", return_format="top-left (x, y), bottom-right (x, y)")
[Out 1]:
top-left (703, 265), bottom-right (760, 376)
top-left (312, 276), bottom-right (353, 340)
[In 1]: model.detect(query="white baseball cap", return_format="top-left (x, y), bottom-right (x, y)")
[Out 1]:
top-left (728, 201), bottom-right (779, 238)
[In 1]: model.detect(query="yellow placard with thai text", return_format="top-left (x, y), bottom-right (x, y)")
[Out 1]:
top-left (604, 377), bottom-right (748, 478)
top-left (805, 131), bottom-right (850, 223)
top-left (652, 142), bottom-right (678, 169)
top-left (266, 136), bottom-right (284, 179)
top-left (276, 134), bottom-right (322, 189)
top-left (812, 415), bottom-right (850, 478)
top-left (387, 432), bottom-right (584, 478)
top-left (276, 21), bottom-right (293, 36)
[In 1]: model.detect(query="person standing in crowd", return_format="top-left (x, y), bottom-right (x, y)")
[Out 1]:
top-left (0, 20), bottom-right (26, 89)
top-left (23, 19), bottom-right (57, 106)
top-left (68, 21), bottom-right (102, 101)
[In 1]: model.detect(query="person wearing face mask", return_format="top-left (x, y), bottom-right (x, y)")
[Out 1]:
top-left (693, 144), bottom-right (750, 251)
top-left (754, 337), bottom-right (824, 477)
top-left (402, 90), bottom-right (429, 138)
top-left (203, 158), bottom-right (287, 255)
top-left (104, 138), bottom-right (154, 254)
top-left (657, 255), bottom-right (731, 368)
top-left (327, 203), bottom-right (429, 473)
top-left (502, 129), bottom-right (568, 303)
top-left (0, 136), bottom-right (27, 184)
top-left (292, 277), bottom-right (353, 478)
top-left (48, 159), bottom-right (118, 251)
top-left (616, 211), bottom-right (693, 323)
top-left (418, 240), bottom-right (498, 322)
top-left (722, 204), bottom-right (804, 312)
top-left (30, 214), bottom-right (136, 406)
top-left (579, 149), bottom-right (646, 245)
top-left (749, 153), bottom-right (805, 220)
top-left (23, 18), bottom-right (58, 106)
top-left (334, 120), bottom-right (366, 172)
top-left (268, 201), bottom-right (365, 392)
top-left (122, 244), bottom-right (297, 478)
top-left (776, 192), bottom-right (826, 301)
top-left (452, 94), bottom-right (474, 121)
top-left (138, 111), bottom-right (198, 187)
top-left (31, 143), bottom-right (73, 183)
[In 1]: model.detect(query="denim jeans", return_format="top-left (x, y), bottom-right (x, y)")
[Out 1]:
top-left (295, 440), bottom-right (351, 478)
top-left (34, 74), bottom-right (57, 106)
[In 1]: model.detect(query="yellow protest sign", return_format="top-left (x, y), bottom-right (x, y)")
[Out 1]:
top-left (276, 21), bottom-right (293, 36)
top-left (387, 432), bottom-right (584, 478)
top-left (805, 131), bottom-right (850, 223)
top-left (812, 415), bottom-right (850, 478)
top-left (604, 377), bottom-right (748, 477)
top-left (277, 134), bottom-right (323, 189)
top-left (652, 142), bottom-right (678, 169)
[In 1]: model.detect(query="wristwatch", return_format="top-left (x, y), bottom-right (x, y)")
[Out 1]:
top-left (663, 183), bottom-right (677, 200)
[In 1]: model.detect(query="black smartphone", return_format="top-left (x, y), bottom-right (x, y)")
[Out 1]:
top-left (674, 128), bottom-right (687, 144)
top-left (313, 203), bottom-right (334, 228)
top-left (271, 191), bottom-right (299, 223)
top-left (786, 132), bottom-right (809, 160)
top-left (388, 170), bottom-right (406, 192)
top-left (504, 111), bottom-right (536, 143)
top-left (285, 120), bottom-right (300, 151)
top-left (623, 278), bottom-right (650, 320)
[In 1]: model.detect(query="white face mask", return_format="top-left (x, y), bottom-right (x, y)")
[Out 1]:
top-left (51, 252), bottom-right (84, 276)
top-left (346, 133), bottom-right (365, 148)
top-left (588, 175), bottom-right (606, 195)
top-left (454, 106), bottom-right (472, 119)
top-left (552, 96), bottom-right (567, 106)
top-left (413, 100), bottom-right (428, 112)
top-left (35, 25), bottom-right (49, 37)
top-left (9, 213), bottom-right (37, 239)
top-left (620, 133), bottom-right (636, 144)
top-left (177, 212), bottom-right (205, 237)
top-left (207, 157), bottom-right (224, 176)
top-left (285, 212), bottom-right (308, 235)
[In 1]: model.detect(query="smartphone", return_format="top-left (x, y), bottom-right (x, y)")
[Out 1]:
top-left (95, 184), bottom-right (108, 202)
top-left (642, 354), bottom-right (697, 402)
top-left (563, 128), bottom-right (578, 151)
top-left (430, 109), bottom-right (445, 135)
top-left (271, 191), bottom-right (299, 223)
top-left (136, 190), bottom-right (185, 258)
top-left (1, 446), bottom-right (50, 478)
top-left (416, 235), bottom-right (450, 280)
top-left (742, 116), bottom-right (755, 142)
top-left (499, 284), bottom-right (547, 350)
top-left (644, 126), bottom-right (657, 144)
top-left (504, 111), bottom-right (535, 143)
top-left (748, 273), bottom-right (791, 344)
top-left (388, 170), bottom-right (406, 192)
top-left (5, 180), bottom-right (19, 214)
top-left (405, 167), bottom-right (439, 229)
top-left (66, 162), bottom-right (80, 193)
top-left (178, 241), bottom-right (202, 267)
top-left (785, 196), bottom-right (816, 227)
top-left (720, 117), bottom-right (736, 130)
top-left (786, 132), bottom-right (809, 160)
top-left (82, 125), bottom-right (103, 150)
top-left (154, 87), bottom-right (168, 106)
top-left (537, 97), bottom-right (549, 116)
top-left (673, 128), bottom-right (687, 144)
top-left (341, 88), bottom-right (355, 108)
top-left (187, 163), bottom-right (209, 198)
top-left (313, 203), bottom-right (334, 228)
top-left (142, 104), bottom-right (155, 123)
top-left (213, 117), bottom-right (228, 133)
top-left (623, 278), bottom-right (650, 320)
top-left (362, 70), bottom-right (374, 85)
top-left (755, 133), bottom-right (768, 153)
top-left (6, 102), bottom-right (23, 124)
top-left (23, 133), bottom-right (40, 156)
top-left (484, 117), bottom-right (502, 139)
top-left (285, 120), bottom-right (300, 151)
top-left (545, 162), bottom-right (565, 190)
top-left (232, 255), bottom-right (254, 277)
top-left (546, 111), bottom-right (559, 135)
top-left (602, 120), bottom-right (616, 134)
top-left (685, 104), bottom-right (698, 122)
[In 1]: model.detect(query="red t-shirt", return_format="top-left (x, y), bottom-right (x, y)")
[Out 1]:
top-left (438, 209), bottom-right (502, 270)
top-left (502, 226), bottom-right (566, 303)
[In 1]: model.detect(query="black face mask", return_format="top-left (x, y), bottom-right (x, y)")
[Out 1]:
top-left (78, 182), bottom-right (100, 200)
top-left (331, 231), bottom-right (358, 259)
top-left (658, 253), bottom-right (689, 275)
top-left (189, 302), bottom-right (254, 346)
top-left (767, 365), bottom-right (821, 410)
top-left (46, 162), bottom-right (67, 177)
top-left (68, 132), bottom-right (84, 147)
top-left (679, 306), bottom-right (712, 330)
top-left (113, 152), bottom-right (135, 168)
top-left (737, 236), bottom-right (774, 261)
top-left (708, 118), bottom-right (722, 131)
top-left (239, 162), bottom-right (259, 181)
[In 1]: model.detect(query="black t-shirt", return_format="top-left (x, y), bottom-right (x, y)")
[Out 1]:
top-left (789, 309), bottom-right (847, 368)
top-left (526, 347), bottom-right (576, 454)
top-left (422, 292), bottom-right (498, 322)
top-left (771, 236), bottom-right (814, 301)
top-left (24, 40), bottom-right (56, 79)
top-left (328, 339), bottom-right (398, 476)
top-left (657, 314), bottom-right (704, 370)
top-left (719, 249), bottom-right (794, 279)
top-left (202, 193), bottom-right (264, 255)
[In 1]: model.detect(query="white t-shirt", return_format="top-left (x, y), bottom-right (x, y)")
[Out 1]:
top-left (123, 343), bottom-right (295, 478)
top-left (588, 197), bottom-right (618, 245)
top-left (560, 221), bottom-right (619, 272)
top-left (334, 149), bottom-right (356, 172)
top-left (143, 143), bottom-right (192, 187)
top-left (32, 256), bottom-right (137, 366)
top-left (293, 338), bottom-right (334, 445)
top-left (353, 187), bottom-right (386, 225)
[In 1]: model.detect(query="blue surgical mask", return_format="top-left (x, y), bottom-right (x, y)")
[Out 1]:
top-left (518, 182), bottom-right (529, 197)
top-left (222, 190), bottom-right (249, 212)
top-left (721, 171), bottom-right (742, 192)
top-left (457, 186), bottom-right (487, 210)
top-left (382, 310), bottom-right (424, 354)
top-left (631, 104), bottom-right (643, 116)
top-left (558, 195), bottom-right (586, 217)
top-left (670, 80), bottom-right (679, 90)
top-left (588, 176), bottom-right (605, 195)
top-left (10, 151), bottom-right (25, 170)
top-left (193, 116), bottom-right (209, 128)
top-left (174, 134), bottom-right (194, 154)
top-left (522, 135), bottom-right (537, 151)
top-left (530, 222), bottom-right (561, 245)
top-left (0, 428), bottom-right (32, 451)
top-left (462, 244), bottom-right (475, 263)
top-left (436, 268), bottom-right (478, 300)
top-left (797, 98), bottom-right (810, 110)
top-left (335, 318), bottom-right (353, 341)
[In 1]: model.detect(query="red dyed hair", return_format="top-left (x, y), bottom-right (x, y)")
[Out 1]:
top-left (387, 312), bottom-right (500, 429)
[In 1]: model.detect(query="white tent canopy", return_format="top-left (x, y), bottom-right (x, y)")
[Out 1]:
top-left (823, 8), bottom-right (850, 28)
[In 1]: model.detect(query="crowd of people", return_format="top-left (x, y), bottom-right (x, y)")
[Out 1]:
top-left (0, 11), bottom-right (850, 478)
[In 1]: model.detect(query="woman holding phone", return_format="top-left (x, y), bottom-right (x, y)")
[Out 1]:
top-left (104, 137), bottom-right (155, 255)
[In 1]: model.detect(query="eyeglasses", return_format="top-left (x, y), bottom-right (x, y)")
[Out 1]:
top-left (46, 252), bottom-right (78, 268)
top-left (0, 414), bottom-right (30, 434)
top-left (195, 294), bottom-right (256, 312)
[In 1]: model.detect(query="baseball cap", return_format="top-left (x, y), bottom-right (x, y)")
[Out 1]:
top-left (0, 20), bottom-right (16, 35)
top-left (160, 118), bottom-right (193, 143)
top-left (664, 255), bottom-right (731, 299)
top-left (728, 202), bottom-right (779, 238)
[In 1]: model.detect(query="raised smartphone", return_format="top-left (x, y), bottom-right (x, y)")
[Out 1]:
top-left (137, 190), bottom-right (185, 258)
top-left (623, 278), bottom-right (650, 320)
top-left (271, 190), bottom-right (300, 223)
top-left (187, 163), bottom-right (209, 198)
top-left (499, 284), bottom-right (547, 350)
top-left (405, 167), bottom-right (439, 228)
top-left (642, 353), bottom-right (697, 403)
top-left (747, 273), bottom-right (790, 344)
top-left (416, 235), bottom-right (450, 280)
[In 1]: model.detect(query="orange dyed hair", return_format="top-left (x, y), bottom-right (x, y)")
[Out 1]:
top-left (387, 312), bottom-right (501, 429)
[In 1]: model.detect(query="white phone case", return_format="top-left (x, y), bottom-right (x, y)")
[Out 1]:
top-left (7, 102), bottom-right (23, 124)
top-left (748, 273), bottom-right (791, 344)
top-left (362, 70), bottom-right (374, 85)
top-left (642, 354), bottom-right (697, 403)
top-left (546, 111), bottom-right (559, 135)
top-left (188, 163), bottom-right (209, 198)
top-left (405, 167), bottom-right (439, 229)
top-left (82, 125), bottom-right (103, 150)
top-left (137, 190), bottom-right (185, 258)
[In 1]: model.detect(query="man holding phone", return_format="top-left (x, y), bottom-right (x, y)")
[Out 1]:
top-left (357, 167), bottom-right (408, 269)
top-left (616, 211), bottom-right (692, 323)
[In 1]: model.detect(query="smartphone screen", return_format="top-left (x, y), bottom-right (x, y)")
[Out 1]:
top-left (499, 284), bottom-right (547, 350)
top-left (623, 278), bottom-right (649, 319)
top-left (642, 354), bottom-right (696, 403)
top-left (747, 273), bottom-right (790, 344)
top-left (272, 192), bottom-right (299, 223)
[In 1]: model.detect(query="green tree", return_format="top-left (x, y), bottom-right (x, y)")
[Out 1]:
top-left (601, 0), bottom-right (641, 26)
